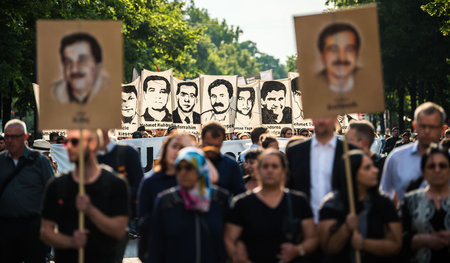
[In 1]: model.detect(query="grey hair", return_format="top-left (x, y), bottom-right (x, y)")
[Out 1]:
top-left (5, 119), bottom-right (27, 134)
top-left (414, 102), bottom-right (446, 125)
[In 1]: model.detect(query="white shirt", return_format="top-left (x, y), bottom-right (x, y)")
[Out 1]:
top-left (380, 141), bottom-right (424, 202)
top-left (310, 135), bottom-right (337, 222)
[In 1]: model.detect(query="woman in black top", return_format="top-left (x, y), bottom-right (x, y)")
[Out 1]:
top-left (401, 145), bottom-right (450, 263)
top-left (318, 150), bottom-right (402, 263)
top-left (225, 149), bottom-right (318, 263)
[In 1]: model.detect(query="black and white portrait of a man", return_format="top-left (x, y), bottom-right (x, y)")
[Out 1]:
top-left (201, 78), bottom-right (236, 123)
top-left (172, 81), bottom-right (200, 124)
top-left (121, 84), bottom-right (138, 125)
top-left (142, 75), bottom-right (172, 122)
top-left (261, 81), bottom-right (292, 124)
top-left (235, 87), bottom-right (256, 127)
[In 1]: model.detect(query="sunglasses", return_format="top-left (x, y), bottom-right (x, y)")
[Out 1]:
top-left (64, 138), bottom-right (79, 147)
top-left (426, 162), bottom-right (449, 170)
top-left (176, 164), bottom-right (195, 172)
top-left (4, 134), bottom-right (24, 140)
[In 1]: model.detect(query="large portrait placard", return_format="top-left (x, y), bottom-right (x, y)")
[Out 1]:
top-left (140, 69), bottom-right (173, 129)
top-left (200, 75), bottom-right (238, 133)
top-left (260, 78), bottom-right (293, 135)
top-left (115, 77), bottom-right (140, 137)
top-left (288, 72), bottom-right (313, 129)
top-left (171, 77), bottom-right (202, 135)
top-left (234, 81), bottom-right (261, 133)
top-left (37, 20), bottom-right (122, 129)
top-left (294, 5), bottom-right (384, 118)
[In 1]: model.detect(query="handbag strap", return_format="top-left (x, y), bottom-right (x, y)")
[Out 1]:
top-left (284, 188), bottom-right (293, 218)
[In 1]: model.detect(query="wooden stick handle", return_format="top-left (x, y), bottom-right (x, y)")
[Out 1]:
top-left (78, 127), bottom-right (85, 263)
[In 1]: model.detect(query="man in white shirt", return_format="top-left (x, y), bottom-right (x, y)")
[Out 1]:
top-left (380, 102), bottom-right (446, 205)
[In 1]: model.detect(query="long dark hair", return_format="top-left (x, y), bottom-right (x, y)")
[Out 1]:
top-left (154, 135), bottom-right (177, 173)
top-left (333, 150), bottom-right (378, 210)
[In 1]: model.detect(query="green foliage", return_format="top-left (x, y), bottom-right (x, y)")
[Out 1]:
top-left (421, 0), bottom-right (450, 36)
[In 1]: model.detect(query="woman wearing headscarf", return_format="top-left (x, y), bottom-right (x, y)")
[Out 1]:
top-left (401, 145), bottom-right (450, 263)
top-left (225, 149), bottom-right (318, 263)
top-left (146, 147), bottom-right (230, 263)
top-left (318, 150), bottom-right (402, 263)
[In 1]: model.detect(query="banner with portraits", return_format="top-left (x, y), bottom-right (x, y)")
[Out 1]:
top-left (288, 72), bottom-right (314, 129)
top-left (200, 75), bottom-right (238, 133)
top-left (260, 78), bottom-right (293, 135)
top-left (294, 4), bottom-right (384, 119)
top-left (234, 81), bottom-right (261, 133)
top-left (140, 69), bottom-right (174, 130)
top-left (37, 20), bottom-right (122, 129)
top-left (115, 77), bottom-right (140, 137)
top-left (171, 77), bottom-right (202, 135)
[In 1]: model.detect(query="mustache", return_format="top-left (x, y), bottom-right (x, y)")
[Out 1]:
top-left (332, 60), bottom-right (351, 66)
top-left (70, 72), bottom-right (85, 79)
top-left (213, 102), bottom-right (224, 107)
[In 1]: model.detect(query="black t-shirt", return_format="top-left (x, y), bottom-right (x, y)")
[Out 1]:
top-left (227, 190), bottom-right (313, 263)
top-left (319, 192), bottom-right (399, 263)
top-left (42, 168), bottom-right (129, 263)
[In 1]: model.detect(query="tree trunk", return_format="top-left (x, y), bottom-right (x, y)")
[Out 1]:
top-left (2, 82), bottom-right (13, 129)
top-left (409, 76), bottom-right (417, 124)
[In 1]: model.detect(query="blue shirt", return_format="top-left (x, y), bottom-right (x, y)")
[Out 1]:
top-left (239, 144), bottom-right (260, 163)
top-left (380, 141), bottom-right (424, 202)
top-left (212, 153), bottom-right (245, 196)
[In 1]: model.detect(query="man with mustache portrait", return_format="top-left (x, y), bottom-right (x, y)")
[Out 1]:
top-left (318, 23), bottom-right (360, 94)
top-left (53, 32), bottom-right (109, 104)
top-left (201, 79), bottom-right (236, 123)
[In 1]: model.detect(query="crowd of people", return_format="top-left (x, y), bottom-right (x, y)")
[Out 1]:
top-left (0, 101), bottom-right (450, 263)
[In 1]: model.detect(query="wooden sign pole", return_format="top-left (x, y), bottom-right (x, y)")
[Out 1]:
top-left (343, 135), bottom-right (361, 263)
top-left (78, 127), bottom-right (85, 263)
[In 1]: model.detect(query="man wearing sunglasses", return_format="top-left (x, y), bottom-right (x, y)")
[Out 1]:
top-left (40, 129), bottom-right (130, 262)
top-left (0, 119), bottom-right (54, 262)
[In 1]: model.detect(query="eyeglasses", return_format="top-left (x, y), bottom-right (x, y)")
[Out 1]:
top-left (426, 162), bottom-right (449, 170)
top-left (4, 134), bottom-right (24, 140)
top-left (176, 164), bottom-right (195, 172)
top-left (64, 138), bottom-right (79, 147)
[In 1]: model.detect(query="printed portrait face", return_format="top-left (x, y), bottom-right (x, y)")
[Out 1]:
top-left (320, 30), bottom-right (358, 81)
top-left (177, 84), bottom-right (197, 113)
top-left (145, 79), bottom-right (170, 111)
top-left (121, 86), bottom-right (137, 118)
top-left (62, 41), bottom-right (99, 98)
top-left (237, 89), bottom-right (254, 116)
top-left (210, 85), bottom-right (231, 114)
top-left (263, 90), bottom-right (286, 116)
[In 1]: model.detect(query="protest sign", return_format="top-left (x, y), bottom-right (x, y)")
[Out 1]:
top-left (288, 72), bottom-right (314, 129)
top-left (37, 20), bottom-right (122, 129)
top-left (234, 81), bottom-right (261, 133)
top-left (140, 69), bottom-right (174, 129)
top-left (115, 77), bottom-right (140, 137)
top-left (294, 4), bottom-right (384, 119)
top-left (200, 75), bottom-right (238, 133)
top-left (171, 77), bottom-right (202, 135)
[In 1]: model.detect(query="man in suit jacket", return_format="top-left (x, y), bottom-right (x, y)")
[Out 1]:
top-left (172, 81), bottom-right (200, 124)
top-left (286, 117), bottom-right (355, 222)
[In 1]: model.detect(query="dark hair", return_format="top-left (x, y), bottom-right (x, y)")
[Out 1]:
top-left (176, 82), bottom-right (198, 97)
top-left (258, 149), bottom-right (288, 170)
top-left (245, 148), bottom-right (262, 161)
top-left (155, 136), bottom-right (177, 173)
top-left (318, 23), bottom-right (360, 53)
top-left (201, 121), bottom-right (226, 140)
top-left (0, 135), bottom-right (4, 141)
top-left (250, 126), bottom-right (268, 144)
top-left (348, 120), bottom-right (375, 146)
top-left (420, 144), bottom-right (450, 172)
top-left (49, 132), bottom-right (59, 141)
top-left (290, 77), bottom-right (300, 95)
top-left (143, 75), bottom-right (171, 94)
top-left (280, 127), bottom-right (292, 137)
top-left (132, 131), bottom-right (142, 138)
top-left (414, 102), bottom-right (446, 125)
top-left (122, 85), bottom-right (137, 97)
top-left (137, 126), bottom-right (146, 132)
top-left (261, 81), bottom-right (286, 100)
top-left (208, 79), bottom-right (233, 98)
top-left (441, 138), bottom-right (450, 148)
top-left (60, 32), bottom-right (102, 63)
top-left (445, 128), bottom-right (450, 136)
top-left (261, 135), bottom-right (278, 149)
top-left (237, 87), bottom-right (255, 103)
